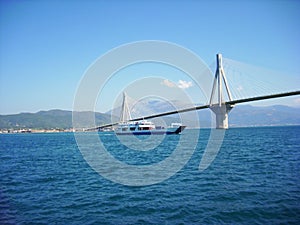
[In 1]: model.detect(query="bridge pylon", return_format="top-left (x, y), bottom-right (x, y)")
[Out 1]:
top-left (120, 92), bottom-right (132, 122)
top-left (209, 54), bottom-right (234, 129)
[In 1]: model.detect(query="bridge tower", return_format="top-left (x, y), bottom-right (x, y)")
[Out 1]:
top-left (209, 54), bottom-right (234, 129)
top-left (120, 92), bottom-right (132, 122)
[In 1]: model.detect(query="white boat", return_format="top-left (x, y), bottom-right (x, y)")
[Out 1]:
top-left (115, 93), bottom-right (186, 135)
top-left (116, 120), bottom-right (186, 135)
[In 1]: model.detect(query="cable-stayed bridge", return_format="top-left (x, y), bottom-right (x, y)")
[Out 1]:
top-left (92, 54), bottom-right (300, 130)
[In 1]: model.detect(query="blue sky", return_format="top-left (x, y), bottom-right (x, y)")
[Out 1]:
top-left (0, 0), bottom-right (299, 114)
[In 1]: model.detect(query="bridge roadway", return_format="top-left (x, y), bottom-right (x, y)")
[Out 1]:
top-left (92, 90), bottom-right (300, 130)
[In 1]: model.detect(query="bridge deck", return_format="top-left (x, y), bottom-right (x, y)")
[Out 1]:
top-left (227, 90), bottom-right (300, 105)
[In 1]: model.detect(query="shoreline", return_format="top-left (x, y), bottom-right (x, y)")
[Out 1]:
top-left (1, 124), bottom-right (300, 134)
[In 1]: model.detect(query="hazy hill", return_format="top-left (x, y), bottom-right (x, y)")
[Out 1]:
top-left (230, 105), bottom-right (300, 127)
top-left (0, 105), bottom-right (299, 130)
top-left (0, 110), bottom-right (113, 129)
top-left (108, 99), bottom-right (300, 128)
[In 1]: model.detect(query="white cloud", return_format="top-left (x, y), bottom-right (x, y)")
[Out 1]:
top-left (161, 79), bottom-right (194, 89)
top-left (161, 79), bottom-right (176, 88)
top-left (177, 80), bottom-right (193, 89)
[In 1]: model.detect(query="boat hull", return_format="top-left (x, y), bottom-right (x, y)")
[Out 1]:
top-left (116, 126), bottom-right (186, 135)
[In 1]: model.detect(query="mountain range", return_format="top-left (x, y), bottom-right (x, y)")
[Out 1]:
top-left (0, 110), bottom-right (114, 130)
top-left (0, 104), bottom-right (299, 130)
top-left (108, 99), bottom-right (300, 128)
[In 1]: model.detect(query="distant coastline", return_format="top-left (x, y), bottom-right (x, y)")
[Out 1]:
top-left (0, 105), bottom-right (299, 132)
top-left (0, 128), bottom-right (75, 134)
top-left (2, 125), bottom-right (300, 135)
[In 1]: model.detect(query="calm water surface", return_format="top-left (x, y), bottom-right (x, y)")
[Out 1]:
top-left (1, 126), bottom-right (299, 224)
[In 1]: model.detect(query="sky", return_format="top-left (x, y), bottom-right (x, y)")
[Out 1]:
top-left (0, 0), bottom-right (299, 114)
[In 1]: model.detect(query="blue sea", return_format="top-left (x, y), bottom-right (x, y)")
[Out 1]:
top-left (1, 126), bottom-right (299, 224)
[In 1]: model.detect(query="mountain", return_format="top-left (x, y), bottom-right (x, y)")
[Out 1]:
top-left (229, 105), bottom-right (300, 127)
top-left (0, 110), bottom-right (114, 129)
top-left (108, 98), bottom-right (300, 127)
top-left (0, 105), bottom-right (299, 130)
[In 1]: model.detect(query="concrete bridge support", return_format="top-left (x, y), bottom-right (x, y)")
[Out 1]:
top-left (210, 104), bottom-right (234, 129)
top-left (209, 54), bottom-right (234, 129)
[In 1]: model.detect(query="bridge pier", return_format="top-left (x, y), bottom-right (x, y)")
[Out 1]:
top-left (209, 54), bottom-right (234, 129)
top-left (210, 104), bottom-right (234, 129)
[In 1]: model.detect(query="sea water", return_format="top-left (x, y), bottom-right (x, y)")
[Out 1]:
top-left (0, 126), bottom-right (299, 224)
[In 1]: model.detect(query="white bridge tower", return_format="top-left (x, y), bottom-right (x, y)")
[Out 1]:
top-left (120, 92), bottom-right (132, 122)
top-left (209, 54), bottom-right (234, 129)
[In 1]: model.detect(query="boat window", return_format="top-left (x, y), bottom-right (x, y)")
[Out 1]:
top-left (130, 127), bottom-right (135, 131)
top-left (122, 128), bottom-right (127, 131)
top-left (138, 127), bottom-right (150, 130)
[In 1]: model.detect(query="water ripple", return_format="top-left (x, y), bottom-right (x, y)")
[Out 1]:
top-left (0, 127), bottom-right (299, 224)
